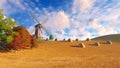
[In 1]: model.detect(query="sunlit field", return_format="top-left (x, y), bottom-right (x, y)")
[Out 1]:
top-left (0, 40), bottom-right (120, 68)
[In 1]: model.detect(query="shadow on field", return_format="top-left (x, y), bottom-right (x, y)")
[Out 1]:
top-left (71, 45), bottom-right (82, 48)
top-left (59, 41), bottom-right (69, 42)
top-left (100, 42), bottom-right (108, 44)
top-left (88, 44), bottom-right (94, 46)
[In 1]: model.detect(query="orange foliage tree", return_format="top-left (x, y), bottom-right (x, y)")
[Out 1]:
top-left (8, 33), bottom-right (25, 50)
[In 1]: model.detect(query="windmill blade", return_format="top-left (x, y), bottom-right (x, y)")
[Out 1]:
top-left (31, 30), bottom-right (35, 35)
top-left (30, 28), bottom-right (35, 35)
top-left (41, 18), bottom-right (48, 25)
top-left (42, 27), bottom-right (49, 35)
top-left (29, 11), bottom-right (40, 24)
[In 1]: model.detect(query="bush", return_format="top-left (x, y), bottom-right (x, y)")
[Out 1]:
top-left (13, 26), bottom-right (32, 48)
top-left (49, 34), bottom-right (54, 41)
top-left (8, 34), bottom-right (25, 50)
top-left (8, 27), bottom-right (39, 50)
top-left (6, 35), bottom-right (13, 44)
top-left (0, 9), bottom-right (38, 51)
top-left (0, 42), bottom-right (9, 51)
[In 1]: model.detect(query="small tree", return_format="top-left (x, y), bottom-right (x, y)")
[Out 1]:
top-left (13, 26), bottom-right (32, 48)
top-left (49, 34), bottom-right (54, 41)
top-left (0, 9), bottom-right (4, 20)
top-left (0, 9), bottom-right (18, 51)
top-left (9, 33), bottom-right (25, 50)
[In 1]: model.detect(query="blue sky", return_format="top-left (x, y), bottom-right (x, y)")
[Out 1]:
top-left (0, 0), bottom-right (120, 40)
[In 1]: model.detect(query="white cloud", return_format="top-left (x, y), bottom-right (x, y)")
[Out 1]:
top-left (0, 0), bottom-right (10, 15)
top-left (70, 0), bottom-right (120, 39)
top-left (70, 20), bottom-right (81, 28)
top-left (45, 11), bottom-right (70, 33)
top-left (1, 0), bottom-right (120, 40)
top-left (0, 0), bottom-right (7, 7)
top-left (73, 0), bottom-right (96, 12)
top-left (28, 26), bottom-right (35, 35)
top-left (69, 29), bottom-right (78, 36)
top-left (0, 0), bottom-right (26, 15)
top-left (8, 0), bottom-right (25, 10)
top-left (88, 19), bottom-right (117, 36)
top-left (28, 11), bottom-right (70, 39)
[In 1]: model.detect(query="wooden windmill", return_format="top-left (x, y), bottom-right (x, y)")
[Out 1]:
top-left (29, 11), bottom-right (49, 39)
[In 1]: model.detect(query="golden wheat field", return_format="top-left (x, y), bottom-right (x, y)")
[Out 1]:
top-left (0, 40), bottom-right (120, 68)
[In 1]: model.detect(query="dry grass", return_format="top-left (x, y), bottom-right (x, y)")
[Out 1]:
top-left (0, 40), bottom-right (120, 68)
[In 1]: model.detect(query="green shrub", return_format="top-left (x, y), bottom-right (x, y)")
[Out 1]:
top-left (0, 42), bottom-right (9, 51)
top-left (6, 35), bottom-right (13, 44)
top-left (49, 34), bottom-right (54, 41)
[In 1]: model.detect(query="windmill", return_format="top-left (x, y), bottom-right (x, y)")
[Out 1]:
top-left (29, 11), bottom-right (49, 39)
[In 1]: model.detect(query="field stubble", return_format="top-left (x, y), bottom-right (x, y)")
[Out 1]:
top-left (0, 40), bottom-right (120, 68)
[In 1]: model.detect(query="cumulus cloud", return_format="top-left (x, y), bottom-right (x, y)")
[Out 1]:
top-left (69, 0), bottom-right (120, 39)
top-left (0, 0), bottom-right (10, 14)
top-left (38, 0), bottom-right (120, 40)
top-left (28, 11), bottom-right (70, 38)
top-left (44, 11), bottom-right (70, 33)
top-left (0, 0), bottom-right (7, 7)
top-left (28, 26), bottom-right (35, 35)
top-left (8, 0), bottom-right (25, 10)
top-left (73, 0), bottom-right (96, 12)
top-left (0, 0), bottom-right (26, 15)
top-left (88, 19), bottom-right (117, 36)
top-left (1, 0), bottom-right (120, 40)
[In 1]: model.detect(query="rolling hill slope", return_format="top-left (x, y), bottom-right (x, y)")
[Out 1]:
top-left (92, 34), bottom-right (120, 42)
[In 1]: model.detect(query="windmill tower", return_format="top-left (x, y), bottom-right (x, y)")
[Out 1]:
top-left (29, 11), bottom-right (49, 39)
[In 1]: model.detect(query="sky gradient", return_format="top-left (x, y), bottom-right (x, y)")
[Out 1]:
top-left (0, 0), bottom-right (120, 40)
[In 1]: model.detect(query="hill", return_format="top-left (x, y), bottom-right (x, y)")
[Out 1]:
top-left (0, 40), bottom-right (120, 68)
top-left (92, 34), bottom-right (120, 42)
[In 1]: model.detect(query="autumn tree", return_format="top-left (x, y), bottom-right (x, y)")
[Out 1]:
top-left (0, 9), bottom-right (38, 51)
top-left (0, 9), bottom-right (18, 50)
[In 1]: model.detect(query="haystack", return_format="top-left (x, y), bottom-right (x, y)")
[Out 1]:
top-left (75, 38), bottom-right (80, 41)
top-left (55, 38), bottom-right (58, 41)
top-left (63, 39), bottom-right (66, 41)
top-left (45, 38), bottom-right (49, 41)
top-left (86, 38), bottom-right (91, 41)
top-left (94, 42), bottom-right (100, 46)
top-left (68, 38), bottom-right (73, 42)
top-left (107, 40), bottom-right (112, 45)
top-left (78, 43), bottom-right (85, 48)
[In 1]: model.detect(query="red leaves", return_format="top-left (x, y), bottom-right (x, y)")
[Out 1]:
top-left (7, 26), bottom-right (38, 51)
top-left (8, 34), bottom-right (38, 50)
top-left (9, 34), bottom-right (25, 50)
top-left (30, 35), bottom-right (34, 41)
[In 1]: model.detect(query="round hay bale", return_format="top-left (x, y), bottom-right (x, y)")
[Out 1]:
top-left (94, 42), bottom-right (100, 46)
top-left (68, 38), bottom-right (73, 42)
top-left (45, 38), bottom-right (49, 41)
top-left (86, 38), bottom-right (91, 41)
top-left (55, 38), bottom-right (58, 41)
top-left (75, 38), bottom-right (80, 41)
top-left (63, 38), bottom-right (66, 41)
top-left (107, 40), bottom-right (112, 45)
top-left (78, 43), bottom-right (85, 48)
